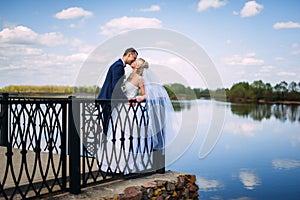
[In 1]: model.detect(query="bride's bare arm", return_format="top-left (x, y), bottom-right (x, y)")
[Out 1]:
top-left (136, 78), bottom-right (146, 102)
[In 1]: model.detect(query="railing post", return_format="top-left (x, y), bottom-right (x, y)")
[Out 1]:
top-left (153, 97), bottom-right (166, 174)
top-left (61, 102), bottom-right (67, 192)
top-left (0, 93), bottom-right (9, 147)
top-left (68, 96), bottom-right (81, 194)
top-left (154, 149), bottom-right (165, 173)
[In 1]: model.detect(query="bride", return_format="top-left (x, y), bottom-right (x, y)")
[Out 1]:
top-left (97, 58), bottom-right (176, 174)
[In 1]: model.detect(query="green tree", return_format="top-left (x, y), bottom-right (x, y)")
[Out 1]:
top-left (287, 81), bottom-right (300, 101)
top-left (264, 83), bottom-right (273, 101)
top-left (288, 81), bottom-right (297, 92)
top-left (274, 81), bottom-right (288, 100)
top-left (227, 82), bottom-right (255, 101)
top-left (251, 80), bottom-right (265, 101)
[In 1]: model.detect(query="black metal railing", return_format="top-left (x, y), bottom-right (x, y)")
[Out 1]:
top-left (0, 93), bottom-right (165, 199)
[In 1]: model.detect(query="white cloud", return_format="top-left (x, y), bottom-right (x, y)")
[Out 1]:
top-left (275, 57), bottom-right (285, 62)
top-left (290, 43), bottom-right (300, 55)
top-left (277, 71), bottom-right (296, 76)
top-left (292, 43), bottom-right (299, 48)
top-left (65, 53), bottom-right (89, 63)
top-left (272, 159), bottom-right (300, 170)
top-left (138, 51), bottom-right (205, 87)
top-left (0, 26), bottom-right (38, 45)
top-left (291, 50), bottom-right (300, 55)
top-left (0, 44), bottom-right (43, 56)
top-left (54, 7), bottom-right (93, 20)
top-left (0, 51), bottom-right (83, 86)
top-left (197, 0), bottom-right (227, 12)
top-left (139, 5), bottom-right (160, 12)
top-left (273, 21), bottom-right (300, 29)
top-left (0, 26), bottom-right (92, 53)
top-left (0, 65), bottom-right (24, 72)
top-left (69, 20), bottom-right (86, 29)
top-left (239, 169), bottom-right (261, 190)
top-left (240, 1), bottom-right (264, 18)
top-left (260, 65), bottom-right (275, 73)
top-left (223, 53), bottom-right (264, 66)
top-left (39, 32), bottom-right (68, 46)
top-left (225, 39), bottom-right (232, 44)
top-left (232, 11), bottom-right (239, 16)
top-left (0, 26), bottom-right (68, 47)
top-left (0, 25), bottom-right (93, 87)
top-left (99, 16), bottom-right (162, 36)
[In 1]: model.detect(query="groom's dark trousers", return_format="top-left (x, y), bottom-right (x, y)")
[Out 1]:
top-left (97, 59), bottom-right (127, 135)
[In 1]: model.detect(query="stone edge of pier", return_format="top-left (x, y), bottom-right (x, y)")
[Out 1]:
top-left (46, 171), bottom-right (199, 200)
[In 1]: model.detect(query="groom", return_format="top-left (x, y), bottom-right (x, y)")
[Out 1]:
top-left (97, 47), bottom-right (138, 134)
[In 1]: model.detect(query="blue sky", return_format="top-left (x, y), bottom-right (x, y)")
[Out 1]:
top-left (0, 0), bottom-right (299, 89)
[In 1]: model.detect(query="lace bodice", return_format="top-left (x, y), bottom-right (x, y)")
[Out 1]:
top-left (123, 81), bottom-right (139, 98)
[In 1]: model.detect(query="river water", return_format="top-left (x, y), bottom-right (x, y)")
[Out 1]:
top-left (167, 100), bottom-right (300, 200)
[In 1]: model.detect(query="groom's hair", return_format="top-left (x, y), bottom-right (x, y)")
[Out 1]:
top-left (123, 48), bottom-right (138, 56)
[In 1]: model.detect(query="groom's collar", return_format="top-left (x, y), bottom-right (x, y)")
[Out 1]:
top-left (120, 58), bottom-right (126, 67)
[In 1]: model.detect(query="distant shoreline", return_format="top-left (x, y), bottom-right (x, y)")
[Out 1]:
top-left (1, 80), bottom-right (300, 104)
top-left (228, 98), bottom-right (300, 105)
top-left (2, 92), bottom-right (300, 105)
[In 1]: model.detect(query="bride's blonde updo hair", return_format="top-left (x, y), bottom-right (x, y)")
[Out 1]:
top-left (136, 58), bottom-right (149, 75)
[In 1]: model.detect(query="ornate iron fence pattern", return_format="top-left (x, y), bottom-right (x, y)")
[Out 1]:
top-left (0, 94), bottom-right (165, 199)
top-left (0, 95), bottom-right (67, 199)
top-left (80, 100), bottom-right (156, 186)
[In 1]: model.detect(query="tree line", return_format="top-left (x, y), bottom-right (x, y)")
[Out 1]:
top-left (165, 80), bottom-right (300, 102)
top-left (225, 80), bottom-right (300, 102)
top-left (1, 80), bottom-right (300, 102)
top-left (0, 85), bottom-right (100, 96)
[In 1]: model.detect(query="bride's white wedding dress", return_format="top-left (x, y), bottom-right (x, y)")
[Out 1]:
top-left (97, 70), bottom-right (178, 174)
top-left (97, 80), bottom-right (151, 174)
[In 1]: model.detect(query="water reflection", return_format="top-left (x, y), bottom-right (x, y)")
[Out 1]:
top-left (172, 100), bottom-right (192, 112)
top-left (197, 177), bottom-right (224, 192)
top-left (239, 169), bottom-right (261, 190)
top-left (230, 103), bottom-right (300, 123)
top-left (272, 159), bottom-right (300, 170)
top-left (173, 101), bottom-right (300, 123)
top-left (224, 120), bottom-right (262, 137)
top-left (168, 100), bottom-right (300, 199)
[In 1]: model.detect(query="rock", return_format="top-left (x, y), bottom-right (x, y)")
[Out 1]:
top-left (142, 181), bottom-right (157, 189)
top-left (177, 175), bottom-right (186, 189)
top-left (189, 175), bottom-right (196, 184)
top-left (146, 188), bottom-right (154, 198)
top-left (103, 173), bottom-right (199, 200)
top-left (183, 187), bottom-right (190, 198)
top-left (192, 192), bottom-right (199, 199)
top-left (188, 182), bottom-right (199, 192)
top-left (166, 181), bottom-right (176, 191)
top-left (154, 188), bottom-right (162, 196)
top-left (121, 186), bottom-right (142, 200)
top-left (155, 180), bottom-right (166, 187)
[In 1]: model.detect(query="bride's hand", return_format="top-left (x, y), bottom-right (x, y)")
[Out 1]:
top-left (136, 96), bottom-right (144, 102)
top-left (136, 95), bottom-right (146, 102)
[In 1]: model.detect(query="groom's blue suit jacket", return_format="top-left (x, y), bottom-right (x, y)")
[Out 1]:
top-left (97, 59), bottom-right (127, 100)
